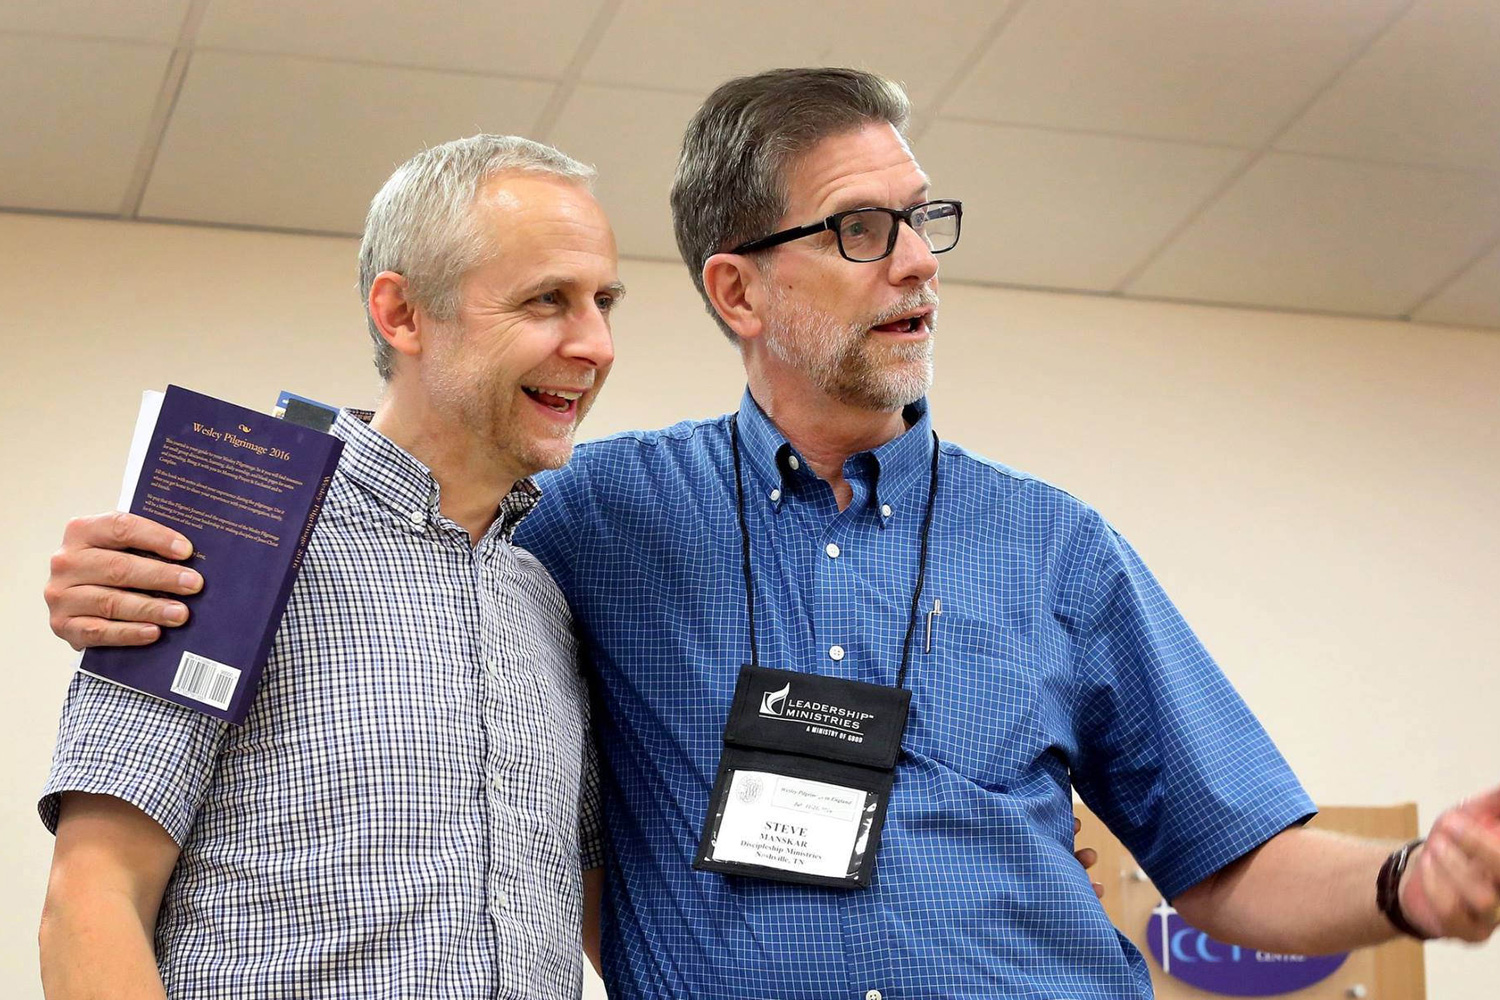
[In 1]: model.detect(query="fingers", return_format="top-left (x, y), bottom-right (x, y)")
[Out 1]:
top-left (1406, 810), bottom-right (1500, 943)
top-left (56, 585), bottom-right (190, 628)
top-left (62, 511), bottom-right (193, 561)
top-left (1074, 847), bottom-right (1098, 870)
top-left (58, 618), bottom-right (164, 652)
top-left (49, 542), bottom-right (202, 597)
top-left (44, 512), bottom-right (201, 650)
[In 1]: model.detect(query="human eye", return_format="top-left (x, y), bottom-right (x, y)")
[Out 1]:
top-left (840, 215), bottom-right (871, 239)
top-left (595, 293), bottom-right (617, 314)
top-left (531, 289), bottom-right (563, 308)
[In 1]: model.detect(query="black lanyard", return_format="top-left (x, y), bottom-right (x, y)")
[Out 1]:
top-left (729, 414), bottom-right (941, 690)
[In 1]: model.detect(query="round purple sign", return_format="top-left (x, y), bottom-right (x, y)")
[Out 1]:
top-left (1143, 903), bottom-right (1348, 997)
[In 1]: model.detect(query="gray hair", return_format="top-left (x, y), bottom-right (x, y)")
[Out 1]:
top-left (670, 68), bottom-right (911, 342)
top-left (358, 134), bottom-right (596, 379)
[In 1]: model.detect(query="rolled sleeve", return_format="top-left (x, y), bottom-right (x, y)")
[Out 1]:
top-left (40, 671), bottom-right (228, 846)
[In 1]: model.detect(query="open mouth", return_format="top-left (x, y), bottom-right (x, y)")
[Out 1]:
top-left (870, 312), bottom-right (928, 335)
top-left (522, 386), bottom-right (584, 413)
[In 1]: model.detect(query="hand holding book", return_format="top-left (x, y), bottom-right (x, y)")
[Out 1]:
top-left (46, 510), bottom-right (204, 649)
top-left (51, 386), bottom-right (342, 723)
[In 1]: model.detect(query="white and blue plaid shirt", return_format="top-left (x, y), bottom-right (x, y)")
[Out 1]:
top-left (41, 409), bottom-right (601, 1000)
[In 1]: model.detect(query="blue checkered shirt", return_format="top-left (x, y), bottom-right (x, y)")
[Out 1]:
top-left (41, 410), bottom-right (601, 999)
top-left (516, 390), bottom-right (1314, 999)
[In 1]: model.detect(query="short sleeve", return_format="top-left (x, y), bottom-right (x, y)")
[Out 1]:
top-left (39, 670), bottom-right (228, 846)
top-left (1066, 519), bottom-right (1315, 900)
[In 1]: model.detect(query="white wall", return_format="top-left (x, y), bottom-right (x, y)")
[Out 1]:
top-left (2, 213), bottom-right (1496, 997)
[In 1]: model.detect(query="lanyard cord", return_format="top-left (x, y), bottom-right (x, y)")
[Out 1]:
top-left (729, 414), bottom-right (940, 689)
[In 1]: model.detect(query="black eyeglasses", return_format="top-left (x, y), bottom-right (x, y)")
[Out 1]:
top-left (730, 199), bottom-right (962, 262)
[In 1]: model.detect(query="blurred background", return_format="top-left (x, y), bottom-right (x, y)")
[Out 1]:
top-left (2, 1), bottom-right (1497, 997)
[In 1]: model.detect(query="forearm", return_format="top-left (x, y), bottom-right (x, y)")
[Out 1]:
top-left (1173, 827), bottom-right (1397, 955)
top-left (40, 886), bottom-right (167, 1000)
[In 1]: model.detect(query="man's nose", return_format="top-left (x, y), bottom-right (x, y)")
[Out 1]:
top-left (887, 221), bottom-right (940, 286)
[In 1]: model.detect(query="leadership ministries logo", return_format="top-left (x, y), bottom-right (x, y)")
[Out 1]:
top-left (760, 683), bottom-right (790, 717)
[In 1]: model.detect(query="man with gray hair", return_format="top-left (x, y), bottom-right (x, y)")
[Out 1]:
top-left (37, 134), bottom-right (621, 999)
top-left (509, 67), bottom-right (1500, 997)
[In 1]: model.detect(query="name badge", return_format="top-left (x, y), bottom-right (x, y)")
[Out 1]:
top-left (694, 665), bottom-right (910, 889)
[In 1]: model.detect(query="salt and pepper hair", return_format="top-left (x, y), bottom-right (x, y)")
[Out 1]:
top-left (357, 134), bottom-right (596, 380)
top-left (670, 67), bottom-right (912, 343)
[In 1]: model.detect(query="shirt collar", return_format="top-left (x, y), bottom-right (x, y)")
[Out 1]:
top-left (733, 389), bottom-right (936, 521)
top-left (332, 409), bottom-right (540, 541)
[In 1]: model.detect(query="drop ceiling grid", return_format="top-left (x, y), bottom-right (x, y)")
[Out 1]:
top-left (0, 34), bottom-right (174, 214)
top-left (0, 0), bottom-right (1497, 330)
top-left (137, 50), bottom-right (557, 233)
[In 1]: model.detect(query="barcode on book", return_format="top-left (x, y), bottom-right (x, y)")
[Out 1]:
top-left (170, 651), bottom-right (241, 711)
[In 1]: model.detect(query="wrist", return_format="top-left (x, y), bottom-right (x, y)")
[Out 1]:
top-left (1376, 838), bottom-right (1433, 941)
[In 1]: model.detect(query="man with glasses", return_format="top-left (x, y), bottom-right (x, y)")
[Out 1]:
top-left (40, 68), bottom-right (1500, 998)
top-left (511, 67), bottom-right (1500, 997)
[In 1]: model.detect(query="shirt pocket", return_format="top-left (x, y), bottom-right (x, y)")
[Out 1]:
top-left (903, 611), bottom-right (1070, 792)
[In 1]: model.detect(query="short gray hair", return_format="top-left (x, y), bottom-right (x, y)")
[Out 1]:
top-left (670, 68), bottom-right (911, 342)
top-left (358, 134), bottom-right (596, 379)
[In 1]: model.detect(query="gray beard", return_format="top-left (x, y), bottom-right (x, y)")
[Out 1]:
top-left (763, 291), bottom-right (936, 411)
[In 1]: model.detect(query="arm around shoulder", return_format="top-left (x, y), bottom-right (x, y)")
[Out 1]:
top-left (40, 792), bottom-right (181, 1000)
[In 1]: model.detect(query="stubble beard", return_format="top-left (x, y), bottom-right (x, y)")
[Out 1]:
top-left (424, 332), bottom-right (583, 481)
top-left (762, 285), bottom-right (937, 411)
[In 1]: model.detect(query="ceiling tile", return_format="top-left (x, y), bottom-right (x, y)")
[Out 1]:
top-left (197, 0), bottom-right (605, 79)
top-left (1412, 243), bottom-right (1500, 328)
top-left (942, 0), bottom-right (1407, 146)
top-left (1277, 0), bottom-right (1500, 172)
top-left (0, 0), bottom-right (187, 42)
top-left (140, 51), bottom-right (555, 232)
top-left (918, 121), bottom-right (1246, 290)
top-left (582, 0), bottom-right (1008, 107)
top-left (1127, 153), bottom-right (1500, 317)
top-left (0, 35), bottom-right (169, 214)
top-left (547, 85), bottom-right (701, 261)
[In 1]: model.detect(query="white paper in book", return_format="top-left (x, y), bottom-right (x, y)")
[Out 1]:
top-left (117, 389), bottom-right (165, 510)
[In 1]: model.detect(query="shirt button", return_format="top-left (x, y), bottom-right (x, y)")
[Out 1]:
top-left (881, 503), bottom-right (893, 518)
top-left (493, 890), bottom-right (509, 911)
top-left (787, 455), bottom-right (801, 471)
top-left (866, 991), bottom-right (883, 1000)
top-left (825, 542), bottom-right (841, 559)
top-left (769, 488), bottom-right (781, 502)
top-left (829, 645), bottom-right (845, 661)
top-left (407, 509), bottom-right (425, 526)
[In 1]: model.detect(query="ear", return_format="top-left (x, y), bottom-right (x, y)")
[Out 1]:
top-left (367, 271), bottom-right (424, 365)
top-left (702, 253), bottom-right (766, 342)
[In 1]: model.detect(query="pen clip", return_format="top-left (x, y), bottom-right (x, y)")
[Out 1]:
top-left (924, 598), bottom-right (942, 654)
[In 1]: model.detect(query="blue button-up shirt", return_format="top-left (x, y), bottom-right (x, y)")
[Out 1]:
top-left (520, 391), bottom-right (1313, 999)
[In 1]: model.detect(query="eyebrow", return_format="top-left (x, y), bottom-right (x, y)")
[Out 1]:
top-left (521, 276), bottom-right (627, 301)
top-left (823, 184), bottom-right (932, 218)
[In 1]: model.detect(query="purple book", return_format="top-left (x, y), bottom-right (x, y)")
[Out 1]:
top-left (81, 385), bottom-right (342, 724)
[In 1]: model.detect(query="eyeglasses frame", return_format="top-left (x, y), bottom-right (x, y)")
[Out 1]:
top-left (729, 199), bottom-right (963, 262)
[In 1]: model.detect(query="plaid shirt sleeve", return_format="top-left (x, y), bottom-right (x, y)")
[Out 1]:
top-left (578, 714), bottom-right (605, 871)
top-left (40, 670), bottom-right (228, 845)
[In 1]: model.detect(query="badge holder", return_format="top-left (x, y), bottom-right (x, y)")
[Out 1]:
top-left (693, 415), bottom-right (939, 890)
top-left (694, 664), bottom-right (910, 889)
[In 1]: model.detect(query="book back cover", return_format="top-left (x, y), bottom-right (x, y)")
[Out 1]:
top-left (82, 385), bottom-right (342, 723)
